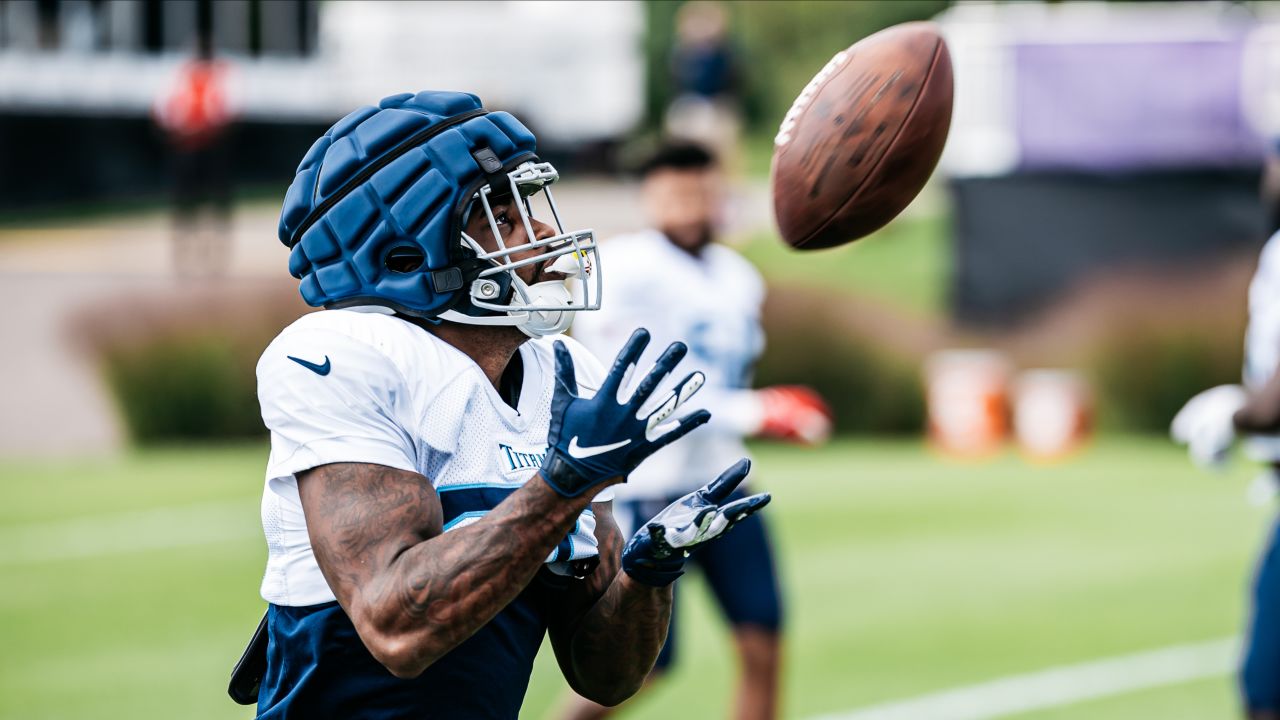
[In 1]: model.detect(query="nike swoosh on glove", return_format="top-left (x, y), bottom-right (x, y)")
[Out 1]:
top-left (540, 328), bottom-right (711, 498)
top-left (621, 458), bottom-right (771, 586)
top-left (1171, 384), bottom-right (1246, 470)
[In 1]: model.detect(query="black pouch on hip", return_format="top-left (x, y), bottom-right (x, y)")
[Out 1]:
top-left (228, 611), bottom-right (269, 705)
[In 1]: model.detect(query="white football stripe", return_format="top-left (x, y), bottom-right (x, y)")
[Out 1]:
top-left (646, 419), bottom-right (681, 442)
top-left (678, 373), bottom-right (705, 404)
top-left (808, 637), bottom-right (1238, 720)
top-left (647, 395), bottom-right (679, 432)
top-left (615, 362), bottom-right (636, 405)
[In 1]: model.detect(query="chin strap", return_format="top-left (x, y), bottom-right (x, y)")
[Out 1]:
top-left (511, 280), bottom-right (574, 337)
top-left (436, 278), bottom-right (576, 337)
top-left (437, 248), bottom-right (589, 337)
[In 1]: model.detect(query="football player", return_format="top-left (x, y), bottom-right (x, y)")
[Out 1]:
top-left (1172, 147), bottom-right (1280, 720)
top-left (563, 142), bottom-right (832, 720)
top-left (237, 92), bottom-right (772, 718)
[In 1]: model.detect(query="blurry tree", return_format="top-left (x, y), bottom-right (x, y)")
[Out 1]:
top-left (642, 1), bottom-right (686, 131)
top-left (642, 1), bottom-right (953, 138)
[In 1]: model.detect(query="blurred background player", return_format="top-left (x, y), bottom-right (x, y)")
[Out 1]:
top-left (152, 32), bottom-right (234, 276)
top-left (1172, 145), bottom-right (1280, 720)
top-left (563, 141), bottom-right (832, 720)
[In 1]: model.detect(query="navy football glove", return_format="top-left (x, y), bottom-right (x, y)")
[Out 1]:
top-left (540, 328), bottom-right (711, 498)
top-left (621, 458), bottom-right (771, 587)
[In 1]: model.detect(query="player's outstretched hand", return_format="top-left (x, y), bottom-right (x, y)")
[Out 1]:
top-left (540, 328), bottom-right (710, 498)
top-left (1171, 384), bottom-right (1246, 470)
top-left (621, 458), bottom-right (770, 586)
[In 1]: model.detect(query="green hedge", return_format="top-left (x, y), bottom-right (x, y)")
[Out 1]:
top-left (75, 281), bottom-right (308, 445)
top-left (755, 328), bottom-right (925, 435)
top-left (1089, 327), bottom-right (1244, 434)
top-left (758, 270), bottom-right (1253, 437)
top-left (78, 280), bottom-right (928, 444)
top-left (756, 286), bottom-right (928, 435)
top-left (1046, 266), bottom-right (1252, 434)
top-left (99, 332), bottom-right (264, 442)
top-left (75, 273), bottom-right (1246, 444)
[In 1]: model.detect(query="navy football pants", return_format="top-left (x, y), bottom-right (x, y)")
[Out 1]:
top-left (620, 490), bottom-right (783, 672)
top-left (1244, 516), bottom-right (1280, 712)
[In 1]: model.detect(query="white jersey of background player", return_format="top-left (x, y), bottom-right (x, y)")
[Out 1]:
top-left (564, 142), bottom-right (830, 720)
top-left (257, 307), bottom-right (611, 607)
top-left (573, 229), bottom-right (766, 500)
top-left (1244, 233), bottom-right (1280, 460)
top-left (573, 165), bottom-right (830, 505)
top-left (1174, 229), bottom-right (1280, 469)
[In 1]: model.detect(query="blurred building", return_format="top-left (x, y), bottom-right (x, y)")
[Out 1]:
top-left (0, 0), bottom-right (644, 209)
top-left (938, 2), bottom-right (1280, 328)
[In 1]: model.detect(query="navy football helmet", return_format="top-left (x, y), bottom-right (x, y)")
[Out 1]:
top-left (278, 91), bottom-right (600, 336)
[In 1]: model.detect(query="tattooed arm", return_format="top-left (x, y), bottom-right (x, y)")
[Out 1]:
top-left (546, 502), bottom-right (673, 706)
top-left (546, 460), bottom-right (771, 705)
top-left (297, 462), bottom-right (605, 679)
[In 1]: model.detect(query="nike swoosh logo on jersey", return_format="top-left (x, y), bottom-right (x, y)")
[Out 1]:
top-left (567, 436), bottom-right (630, 459)
top-left (287, 355), bottom-right (331, 376)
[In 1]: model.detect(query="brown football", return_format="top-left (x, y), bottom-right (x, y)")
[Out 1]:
top-left (770, 22), bottom-right (953, 250)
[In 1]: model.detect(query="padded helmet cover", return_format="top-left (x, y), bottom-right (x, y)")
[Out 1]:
top-left (277, 91), bottom-right (538, 317)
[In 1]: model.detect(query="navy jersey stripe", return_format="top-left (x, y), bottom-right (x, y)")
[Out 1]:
top-left (437, 486), bottom-right (589, 565)
top-left (437, 485), bottom-right (519, 526)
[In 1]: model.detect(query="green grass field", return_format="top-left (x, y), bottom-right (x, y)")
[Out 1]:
top-left (0, 438), bottom-right (1267, 719)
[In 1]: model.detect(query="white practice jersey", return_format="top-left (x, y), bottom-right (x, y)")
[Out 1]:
top-left (256, 307), bottom-right (612, 607)
top-left (572, 229), bottom-right (766, 500)
top-left (1246, 231), bottom-right (1280, 461)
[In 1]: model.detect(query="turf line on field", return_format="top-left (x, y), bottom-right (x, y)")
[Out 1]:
top-left (0, 499), bottom-right (260, 565)
top-left (808, 637), bottom-right (1238, 720)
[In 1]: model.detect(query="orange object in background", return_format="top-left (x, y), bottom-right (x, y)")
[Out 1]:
top-left (1013, 370), bottom-right (1093, 461)
top-left (925, 350), bottom-right (1012, 458)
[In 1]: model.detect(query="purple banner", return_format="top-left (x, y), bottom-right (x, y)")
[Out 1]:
top-left (1015, 40), bottom-right (1265, 171)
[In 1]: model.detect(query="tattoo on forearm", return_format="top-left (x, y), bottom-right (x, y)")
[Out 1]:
top-left (548, 505), bottom-right (674, 702)
top-left (572, 576), bottom-right (672, 687)
top-left (300, 463), bottom-right (591, 673)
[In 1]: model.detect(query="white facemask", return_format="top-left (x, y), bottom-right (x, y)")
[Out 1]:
top-left (438, 161), bottom-right (601, 337)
